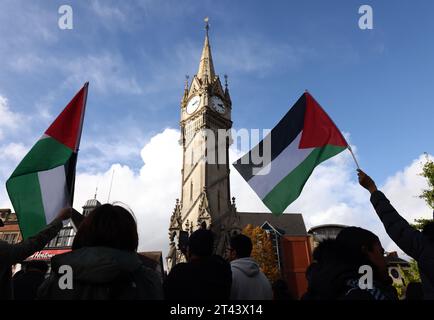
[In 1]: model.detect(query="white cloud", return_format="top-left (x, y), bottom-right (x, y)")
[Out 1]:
top-left (0, 96), bottom-right (29, 206)
top-left (73, 128), bottom-right (182, 256)
top-left (33, 93), bottom-right (56, 121)
top-left (3, 142), bottom-right (27, 162)
top-left (0, 95), bottom-right (20, 141)
top-left (382, 154), bottom-right (434, 223)
top-left (0, 142), bottom-right (28, 208)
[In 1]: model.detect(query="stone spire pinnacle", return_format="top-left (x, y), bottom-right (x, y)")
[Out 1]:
top-left (182, 75), bottom-right (189, 104)
top-left (197, 17), bottom-right (215, 83)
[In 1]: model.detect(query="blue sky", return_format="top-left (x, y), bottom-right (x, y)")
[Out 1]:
top-left (0, 1), bottom-right (433, 253)
top-left (0, 0), bottom-right (433, 179)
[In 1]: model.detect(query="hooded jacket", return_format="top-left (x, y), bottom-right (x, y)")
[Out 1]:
top-left (37, 246), bottom-right (163, 300)
top-left (230, 257), bottom-right (272, 300)
top-left (370, 190), bottom-right (434, 299)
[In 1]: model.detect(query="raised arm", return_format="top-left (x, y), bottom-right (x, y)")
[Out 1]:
top-left (0, 208), bottom-right (72, 265)
top-left (358, 169), bottom-right (425, 259)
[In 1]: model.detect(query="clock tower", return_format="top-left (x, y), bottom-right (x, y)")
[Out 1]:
top-left (167, 20), bottom-right (239, 269)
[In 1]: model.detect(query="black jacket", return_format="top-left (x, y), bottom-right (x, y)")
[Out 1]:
top-left (370, 190), bottom-right (434, 299)
top-left (302, 239), bottom-right (397, 300)
top-left (0, 219), bottom-right (62, 300)
top-left (12, 269), bottom-right (46, 300)
top-left (164, 255), bottom-right (232, 300)
top-left (37, 246), bottom-right (163, 300)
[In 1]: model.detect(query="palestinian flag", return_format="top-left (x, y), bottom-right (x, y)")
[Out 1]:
top-left (6, 83), bottom-right (88, 239)
top-left (233, 91), bottom-right (348, 214)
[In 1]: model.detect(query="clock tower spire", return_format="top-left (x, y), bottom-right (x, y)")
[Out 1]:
top-left (167, 19), bottom-right (238, 270)
top-left (197, 17), bottom-right (215, 84)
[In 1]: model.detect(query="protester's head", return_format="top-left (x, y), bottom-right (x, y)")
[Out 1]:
top-left (72, 203), bottom-right (138, 252)
top-left (422, 221), bottom-right (434, 242)
top-left (336, 227), bottom-right (388, 279)
top-left (24, 260), bottom-right (49, 274)
top-left (187, 229), bottom-right (214, 259)
top-left (312, 238), bottom-right (344, 264)
top-left (229, 234), bottom-right (252, 260)
top-left (272, 279), bottom-right (293, 300)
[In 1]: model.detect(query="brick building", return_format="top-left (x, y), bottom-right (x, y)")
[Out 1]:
top-left (0, 208), bottom-right (22, 244)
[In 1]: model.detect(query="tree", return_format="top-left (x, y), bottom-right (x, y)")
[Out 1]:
top-left (242, 224), bottom-right (280, 282)
top-left (419, 155), bottom-right (434, 210)
top-left (396, 156), bottom-right (434, 298)
top-left (393, 260), bottom-right (421, 299)
top-left (411, 218), bottom-right (433, 231)
top-left (410, 156), bottom-right (434, 231)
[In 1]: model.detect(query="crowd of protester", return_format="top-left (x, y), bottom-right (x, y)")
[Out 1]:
top-left (0, 170), bottom-right (433, 300)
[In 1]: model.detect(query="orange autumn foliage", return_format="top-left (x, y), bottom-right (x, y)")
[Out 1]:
top-left (242, 224), bottom-right (280, 282)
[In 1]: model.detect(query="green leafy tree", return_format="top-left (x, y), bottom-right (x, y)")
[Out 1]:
top-left (393, 260), bottom-right (421, 299)
top-left (410, 156), bottom-right (434, 232)
top-left (411, 218), bottom-right (433, 231)
top-left (395, 156), bottom-right (434, 298)
top-left (419, 155), bottom-right (434, 209)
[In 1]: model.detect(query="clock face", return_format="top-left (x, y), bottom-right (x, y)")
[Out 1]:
top-left (210, 96), bottom-right (225, 114)
top-left (186, 96), bottom-right (200, 114)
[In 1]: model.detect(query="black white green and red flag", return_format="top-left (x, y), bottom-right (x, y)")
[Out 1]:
top-left (6, 83), bottom-right (88, 239)
top-left (233, 91), bottom-right (348, 215)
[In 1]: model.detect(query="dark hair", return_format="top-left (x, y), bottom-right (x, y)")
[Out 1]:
top-left (230, 234), bottom-right (252, 258)
top-left (312, 238), bottom-right (343, 264)
top-left (422, 221), bottom-right (434, 242)
top-left (72, 203), bottom-right (138, 252)
top-left (336, 226), bottom-right (380, 267)
top-left (188, 229), bottom-right (214, 257)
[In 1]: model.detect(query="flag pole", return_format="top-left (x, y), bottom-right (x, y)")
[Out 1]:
top-left (75, 81), bottom-right (89, 153)
top-left (348, 145), bottom-right (360, 170)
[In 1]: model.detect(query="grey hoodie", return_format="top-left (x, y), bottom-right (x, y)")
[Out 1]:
top-left (230, 257), bottom-right (272, 300)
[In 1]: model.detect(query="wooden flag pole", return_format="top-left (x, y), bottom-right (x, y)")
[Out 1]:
top-left (348, 145), bottom-right (360, 170)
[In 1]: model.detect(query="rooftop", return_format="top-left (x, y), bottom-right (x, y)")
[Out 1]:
top-left (238, 212), bottom-right (307, 236)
